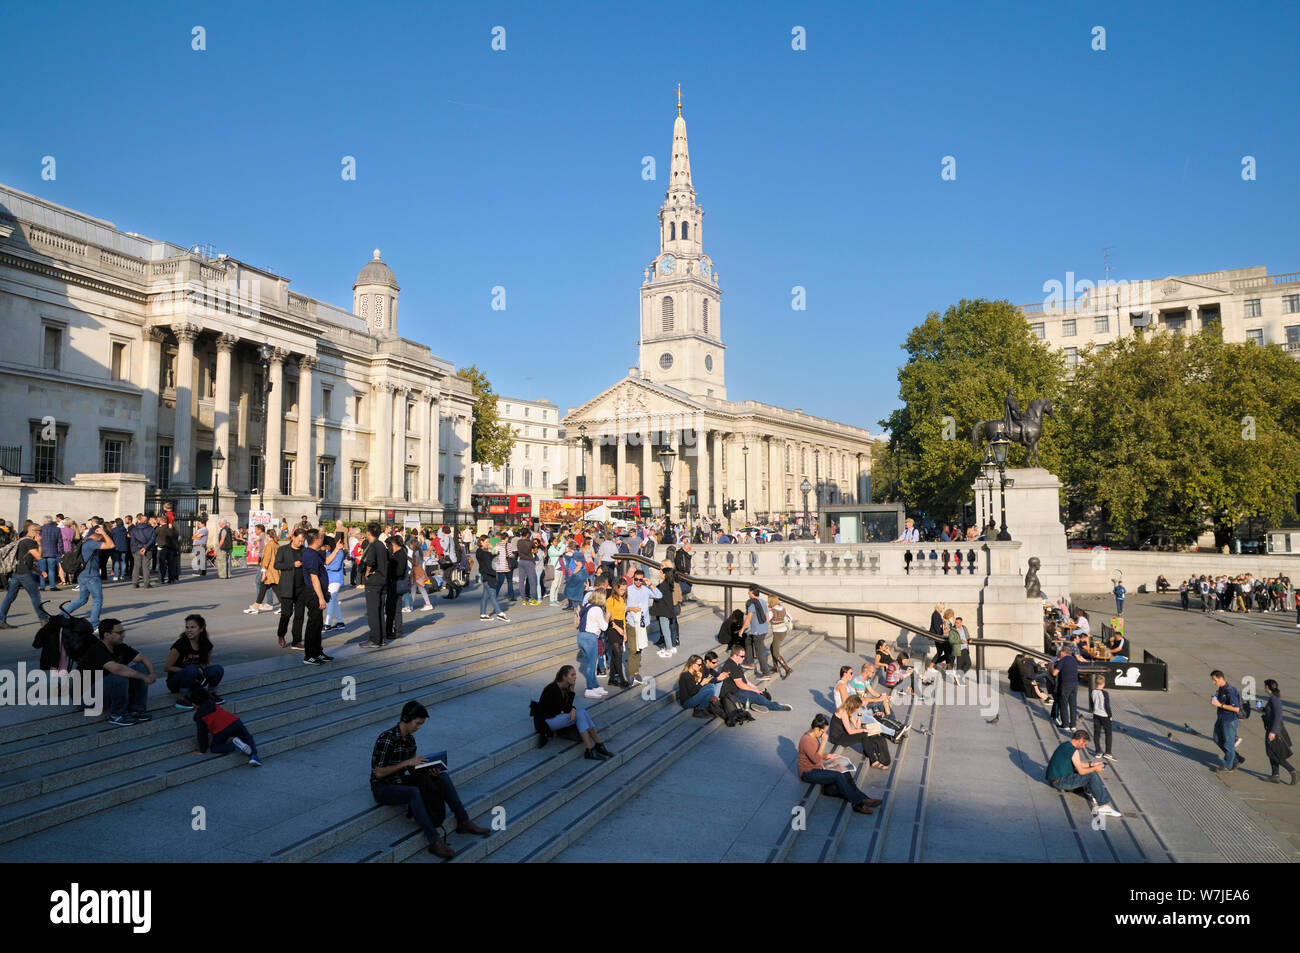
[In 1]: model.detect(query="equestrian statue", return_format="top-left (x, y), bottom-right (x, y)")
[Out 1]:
top-left (971, 388), bottom-right (1054, 467)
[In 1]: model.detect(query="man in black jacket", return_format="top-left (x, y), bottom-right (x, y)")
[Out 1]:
top-left (274, 528), bottom-right (308, 649)
top-left (386, 535), bottom-right (409, 643)
top-left (361, 522), bottom-right (389, 647)
top-left (674, 541), bottom-right (693, 600)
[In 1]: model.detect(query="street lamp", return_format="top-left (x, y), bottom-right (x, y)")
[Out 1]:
top-left (210, 447), bottom-right (225, 515)
top-left (800, 477), bottom-right (812, 532)
top-left (578, 423), bottom-right (587, 518)
top-left (980, 449), bottom-right (996, 533)
top-left (742, 442), bottom-right (749, 525)
top-left (990, 433), bottom-right (1012, 541)
top-left (658, 444), bottom-right (677, 540)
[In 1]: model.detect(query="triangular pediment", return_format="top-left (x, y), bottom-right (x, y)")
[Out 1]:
top-left (563, 376), bottom-right (707, 427)
top-left (1156, 275), bottom-right (1229, 298)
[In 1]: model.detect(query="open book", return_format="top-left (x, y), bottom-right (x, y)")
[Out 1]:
top-left (413, 750), bottom-right (448, 771)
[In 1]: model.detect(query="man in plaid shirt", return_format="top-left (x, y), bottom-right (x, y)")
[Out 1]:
top-left (370, 701), bottom-right (490, 858)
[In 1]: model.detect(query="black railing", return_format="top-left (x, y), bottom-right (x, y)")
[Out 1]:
top-left (0, 445), bottom-right (21, 476)
top-left (612, 552), bottom-right (1069, 670)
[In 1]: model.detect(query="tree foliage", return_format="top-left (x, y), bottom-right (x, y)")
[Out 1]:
top-left (455, 365), bottom-right (514, 470)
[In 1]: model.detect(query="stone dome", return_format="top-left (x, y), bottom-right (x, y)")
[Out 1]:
top-left (353, 248), bottom-right (399, 291)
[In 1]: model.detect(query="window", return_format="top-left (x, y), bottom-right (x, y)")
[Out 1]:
top-left (1064, 347), bottom-right (1079, 372)
top-left (286, 377), bottom-right (298, 416)
top-left (669, 222), bottom-right (675, 241)
top-left (682, 221), bottom-right (689, 240)
top-left (1245, 298), bottom-right (1262, 318)
top-left (1164, 313), bottom-right (1186, 332)
top-left (1286, 326), bottom-right (1300, 346)
top-left (355, 393), bottom-right (365, 426)
top-left (351, 464), bottom-right (364, 500)
top-left (661, 296), bottom-right (674, 332)
top-left (438, 474), bottom-right (445, 502)
top-left (110, 341), bottom-right (128, 381)
top-left (1030, 322), bottom-right (1045, 339)
top-left (250, 455), bottom-right (262, 494)
top-left (1062, 319), bottom-right (1076, 337)
top-left (1285, 294), bottom-right (1300, 314)
top-left (542, 445), bottom-right (549, 461)
top-left (157, 444), bottom-right (172, 490)
top-left (523, 407), bottom-right (529, 418)
top-left (659, 352), bottom-right (673, 370)
top-left (703, 298), bottom-right (710, 333)
top-left (1094, 315), bottom-right (1110, 334)
top-left (524, 443), bottom-right (531, 458)
top-left (103, 439), bottom-right (124, 473)
top-left (502, 404), bottom-right (511, 416)
top-left (1201, 308), bottom-right (1221, 328)
top-left (541, 470), bottom-right (549, 488)
top-left (523, 469), bottom-right (533, 488)
top-left (318, 458), bottom-right (334, 499)
top-left (280, 457), bottom-right (294, 495)
top-left (454, 476), bottom-right (462, 503)
top-left (321, 387), bottom-right (332, 419)
top-left (406, 402), bottom-right (416, 432)
top-left (404, 468), bottom-right (414, 502)
top-left (42, 325), bottom-right (62, 370)
top-left (1246, 328), bottom-right (1264, 346)
top-left (34, 435), bottom-right (58, 483)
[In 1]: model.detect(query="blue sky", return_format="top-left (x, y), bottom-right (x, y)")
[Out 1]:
top-left (2, 0), bottom-right (1297, 433)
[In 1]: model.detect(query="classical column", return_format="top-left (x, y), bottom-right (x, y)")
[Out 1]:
top-left (294, 355), bottom-right (316, 496)
top-left (374, 382), bottom-right (393, 502)
top-left (391, 386), bottom-right (407, 501)
top-left (744, 433), bottom-right (760, 522)
top-left (589, 436), bottom-right (604, 496)
top-left (641, 433), bottom-right (653, 498)
top-left (141, 328), bottom-right (165, 478)
top-left (615, 434), bottom-right (627, 496)
top-left (265, 349), bottom-right (286, 497)
top-left (710, 431), bottom-right (723, 514)
top-left (213, 334), bottom-right (236, 490)
top-left (566, 438), bottom-right (579, 497)
top-left (768, 438), bottom-right (782, 515)
top-left (667, 430), bottom-right (682, 519)
top-left (419, 389), bottom-right (434, 503)
top-left (171, 322), bottom-right (200, 489)
top-left (457, 415), bottom-right (472, 510)
top-left (695, 428), bottom-right (710, 512)
top-left (430, 394), bottom-right (443, 505)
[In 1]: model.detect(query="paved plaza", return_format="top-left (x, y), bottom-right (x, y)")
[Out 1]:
top-left (0, 567), bottom-right (1295, 862)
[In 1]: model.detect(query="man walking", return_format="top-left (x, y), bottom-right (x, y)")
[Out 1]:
top-left (361, 522), bottom-right (390, 647)
top-left (385, 535), bottom-right (408, 642)
top-left (274, 528), bottom-right (308, 650)
top-left (61, 520), bottom-right (114, 630)
top-left (1208, 670), bottom-right (1246, 773)
top-left (298, 529), bottom-right (331, 664)
top-left (39, 516), bottom-right (63, 591)
top-left (0, 523), bottom-right (51, 629)
top-left (1112, 579), bottom-right (1126, 616)
top-left (216, 520), bottom-right (234, 579)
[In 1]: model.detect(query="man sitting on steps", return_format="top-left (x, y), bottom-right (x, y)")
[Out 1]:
top-left (719, 644), bottom-right (793, 714)
top-left (370, 701), bottom-right (491, 859)
top-left (1045, 728), bottom-right (1123, 819)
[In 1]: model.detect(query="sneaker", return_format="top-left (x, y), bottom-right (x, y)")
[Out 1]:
top-left (402, 606), bottom-right (414, 613)
top-left (362, 640), bottom-right (384, 648)
top-left (242, 608), bottom-right (257, 614)
top-left (1102, 753), bottom-right (1116, 762)
top-left (595, 686), bottom-right (609, 696)
top-left (289, 642), bottom-right (305, 650)
top-left (230, 737), bottom-right (252, 755)
top-left (249, 756), bottom-right (263, 766)
top-left (479, 614), bottom-right (490, 620)
top-left (495, 614), bottom-right (510, 622)
top-left (584, 688), bottom-right (604, 699)
top-left (318, 653), bottom-right (334, 662)
top-left (746, 704), bottom-right (766, 715)
top-left (419, 605), bottom-right (433, 611)
top-left (129, 711), bottom-right (153, 723)
top-left (657, 649), bottom-right (671, 658)
top-left (1096, 804), bottom-right (1123, 818)
top-left (107, 714), bottom-right (136, 727)
top-left (174, 699), bottom-right (194, 710)
top-left (302, 656), bottom-right (323, 665)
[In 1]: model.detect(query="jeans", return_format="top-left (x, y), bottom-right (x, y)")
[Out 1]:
top-left (41, 557), bottom-right (60, 589)
top-left (734, 689), bottom-right (782, 710)
top-left (479, 577), bottom-right (503, 616)
top-left (104, 661), bottom-right (149, 717)
top-left (110, 552), bottom-right (125, 579)
top-left (1051, 770), bottom-right (1112, 805)
top-left (683, 683), bottom-right (721, 710)
top-left (577, 632), bottom-right (600, 692)
top-left (166, 664), bottom-right (225, 694)
top-left (62, 572), bottom-right (104, 627)
top-left (1213, 717), bottom-right (1241, 770)
top-left (210, 720), bottom-right (258, 757)
top-left (518, 561), bottom-right (537, 601)
top-left (1115, 598), bottom-right (1124, 615)
top-left (801, 768), bottom-right (867, 806)
top-left (373, 783), bottom-right (443, 843)
top-left (1, 572), bottom-right (48, 622)
top-left (504, 567), bottom-right (518, 600)
top-left (256, 577), bottom-right (278, 606)
top-left (546, 708), bottom-right (595, 733)
top-left (1057, 685), bottom-right (1078, 727)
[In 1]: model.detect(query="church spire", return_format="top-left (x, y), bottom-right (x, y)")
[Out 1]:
top-left (668, 85), bottom-right (692, 195)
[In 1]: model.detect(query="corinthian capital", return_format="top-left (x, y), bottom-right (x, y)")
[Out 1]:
top-left (268, 347), bottom-right (290, 366)
top-left (172, 321), bottom-right (201, 344)
top-left (216, 333), bottom-right (239, 353)
top-left (298, 354), bottom-right (318, 372)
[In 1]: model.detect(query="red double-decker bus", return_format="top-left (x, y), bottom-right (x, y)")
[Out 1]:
top-left (471, 493), bottom-right (533, 526)
top-left (539, 494), bottom-right (652, 524)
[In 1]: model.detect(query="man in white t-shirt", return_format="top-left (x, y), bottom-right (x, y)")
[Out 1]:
top-left (895, 518), bottom-right (920, 543)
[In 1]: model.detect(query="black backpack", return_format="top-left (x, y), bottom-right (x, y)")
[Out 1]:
top-left (61, 543), bottom-right (86, 581)
top-left (61, 618), bottom-right (97, 666)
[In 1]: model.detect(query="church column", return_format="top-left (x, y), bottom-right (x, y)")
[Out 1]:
top-left (374, 382), bottom-right (393, 502)
top-left (171, 322), bottom-right (200, 489)
top-left (710, 431), bottom-right (723, 514)
top-left (567, 438), bottom-right (580, 496)
top-left (141, 328), bottom-right (165, 479)
top-left (641, 433), bottom-right (653, 498)
top-left (294, 355), bottom-right (316, 496)
top-left (430, 394), bottom-right (443, 505)
top-left (695, 428), bottom-right (710, 512)
top-left (265, 349), bottom-right (286, 498)
top-left (588, 437), bottom-right (603, 496)
top-left (666, 429), bottom-right (681, 519)
top-left (615, 434), bottom-right (627, 496)
top-left (391, 386), bottom-right (406, 501)
top-left (213, 334), bottom-right (236, 493)
top-left (744, 434), bottom-right (760, 523)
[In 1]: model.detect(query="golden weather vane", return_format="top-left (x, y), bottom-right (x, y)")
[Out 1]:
top-left (675, 82), bottom-right (682, 115)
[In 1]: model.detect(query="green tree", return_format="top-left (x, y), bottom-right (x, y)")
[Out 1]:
top-left (880, 299), bottom-right (1066, 518)
top-left (455, 365), bottom-right (514, 470)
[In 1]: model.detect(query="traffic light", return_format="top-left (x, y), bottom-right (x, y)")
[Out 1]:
top-left (738, 499), bottom-right (745, 511)
top-left (722, 499), bottom-right (732, 517)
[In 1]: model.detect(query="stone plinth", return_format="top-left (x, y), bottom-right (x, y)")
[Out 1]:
top-left (990, 467), bottom-right (1068, 602)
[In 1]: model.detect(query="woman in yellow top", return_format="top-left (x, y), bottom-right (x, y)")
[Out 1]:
top-left (604, 578), bottom-right (629, 689)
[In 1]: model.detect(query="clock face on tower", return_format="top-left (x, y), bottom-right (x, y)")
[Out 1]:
top-left (700, 258), bottom-right (711, 278)
top-left (659, 255), bottom-right (677, 276)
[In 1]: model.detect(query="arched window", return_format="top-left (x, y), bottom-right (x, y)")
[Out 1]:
top-left (682, 221), bottom-right (690, 240)
top-left (661, 296), bottom-right (674, 332)
top-left (669, 222), bottom-right (676, 241)
top-left (703, 298), bottom-right (709, 333)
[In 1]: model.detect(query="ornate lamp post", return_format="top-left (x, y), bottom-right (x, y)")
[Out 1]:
top-left (990, 433), bottom-right (1012, 541)
top-left (658, 444), bottom-right (677, 540)
top-left (800, 477), bottom-right (812, 531)
top-left (980, 449), bottom-right (996, 532)
top-left (578, 423), bottom-right (587, 517)
top-left (210, 447), bottom-right (225, 515)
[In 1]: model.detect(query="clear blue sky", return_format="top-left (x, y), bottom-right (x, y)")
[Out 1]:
top-left (2, 1), bottom-right (1297, 433)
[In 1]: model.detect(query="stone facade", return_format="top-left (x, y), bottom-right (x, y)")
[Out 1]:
top-left (563, 104), bottom-right (875, 524)
top-left (0, 184), bottom-right (476, 522)
top-left (473, 395), bottom-right (566, 514)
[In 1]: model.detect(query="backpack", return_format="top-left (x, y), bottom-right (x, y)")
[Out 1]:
top-left (62, 543), bottom-right (87, 581)
top-left (62, 618), bottom-right (98, 666)
top-left (1236, 687), bottom-right (1250, 720)
top-left (576, 598), bottom-right (599, 633)
top-left (0, 540), bottom-right (21, 575)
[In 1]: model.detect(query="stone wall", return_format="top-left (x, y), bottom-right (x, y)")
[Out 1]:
top-left (1067, 549), bottom-right (1300, 595)
top-left (0, 473), bottom-right (148, 526)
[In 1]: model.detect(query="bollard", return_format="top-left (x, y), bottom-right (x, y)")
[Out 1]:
top-left (724, 587), bottom-right (733, 617)
top-left (845, 615), bottom-right (855, 653)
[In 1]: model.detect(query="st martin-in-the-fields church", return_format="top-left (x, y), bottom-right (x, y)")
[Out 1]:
top-left (561, 94), bottom-right (875, 524)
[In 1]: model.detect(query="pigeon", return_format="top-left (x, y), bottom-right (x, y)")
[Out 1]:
top-left (1167, 733), bottom-right (1173, 740)
top-left (986, 716), bottom-right (999, 725)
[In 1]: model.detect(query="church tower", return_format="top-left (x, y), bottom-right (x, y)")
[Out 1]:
top-left (639, 89), bottom-right (725, 400)
top-left (353, 249), bottom-right (400, 340)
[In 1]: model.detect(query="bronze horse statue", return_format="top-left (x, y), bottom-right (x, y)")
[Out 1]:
top-left (972, 397), bottom-right (1054, 467)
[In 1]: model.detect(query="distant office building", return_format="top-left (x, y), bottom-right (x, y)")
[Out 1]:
top-left (473, 396), bottom-right (566, 514)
